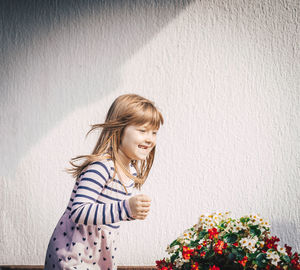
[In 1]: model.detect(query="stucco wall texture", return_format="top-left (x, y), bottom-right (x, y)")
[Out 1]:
top-left (0, 0), bottom-right (299, 266)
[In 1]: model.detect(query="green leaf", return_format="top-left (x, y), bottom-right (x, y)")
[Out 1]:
top-left (224, 233), bottom-right (238, 243)
top-left (170, 239), bottom-right (180, 248)
top-left (249, 227), bottom-right (261, 237)
top-left (219, 221), bottom-right (227, 229)
top-left (170, 252), bottom-right (179, 263)
top-left (249, 225), bottom-right (261, 237)
top-left (198, 231), bottom-right (208, 240)
top-left (190, 240), bottom-right (200, 248)
top-left (228, 252), bottom-right (236, 261)
top-left (240, 217), bottom-right (250, 223)
top-left (205, 249), bottom-right (215, 258)
top-left (182, 262), bottom-right (191, 270)
top-left (255, 253), bottom-right (268, 268)
top-left (231, 247), bottom-right (246, 260)
top-left (247, 252), bottom-right (258, 261)
top-left (281, 255), bottom-right (291, 263)
top-left (220, 223), bottom-right (226, 228)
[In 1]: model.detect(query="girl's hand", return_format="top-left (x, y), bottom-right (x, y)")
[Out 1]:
top-left (129, 194), bottom-right (151, 220)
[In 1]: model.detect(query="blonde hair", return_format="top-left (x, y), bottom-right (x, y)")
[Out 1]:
top-left (65, 94), bottom-right (164, 191)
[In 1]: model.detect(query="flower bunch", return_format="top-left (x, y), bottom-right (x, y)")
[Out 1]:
top-left (156, 212), bottom-right (300, 270)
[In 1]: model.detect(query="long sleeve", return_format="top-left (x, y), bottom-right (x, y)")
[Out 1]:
top-left (69, 161), bottom-right (134, 226)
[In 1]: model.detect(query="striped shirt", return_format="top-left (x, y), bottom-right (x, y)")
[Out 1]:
top-left (66, 158), bottom-right (136, 229)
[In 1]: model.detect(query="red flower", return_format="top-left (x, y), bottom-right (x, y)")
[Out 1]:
top-left (238, 256), bottom-right (248, 267)
top-left (214, 240), bottom-right (227, 255)
top-left (156, 259), bottom-right (167, 269)
top-left (161, 267), bottom-right (168, 270)
top-left (182, 246), bottom-right (194, 260)
top-left (232, 242), bottom-right (238, 247)
top-left (285, 244), bottom-right (292, 257)
top-left (209, 266), bottom-right (220, 270)
top-left (196, 244), bottom-right (202, 250)
top-left (208, 228), bottom-right (219, 240)
top-left (200, 251), bottom-right (206, 257)
top-left (291, 252), bottom-right (300, 268)
top-left (191, 261), bottom-right (199, 270)
top-left (265, 236), bottom-right (280, 249)
top-left (168, 262), bottom-right (174, 270)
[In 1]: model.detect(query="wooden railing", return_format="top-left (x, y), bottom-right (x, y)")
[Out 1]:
top-left (0, 266), bottom-right (156, 270)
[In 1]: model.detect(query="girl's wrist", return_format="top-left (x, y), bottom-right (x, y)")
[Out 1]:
top-left (125, 199), bottom-right (135, 220)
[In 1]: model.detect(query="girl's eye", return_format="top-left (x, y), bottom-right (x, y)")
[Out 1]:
top-left (153, 131), bottom-right (157, 135)
top-left (139, 129), bottom-right (146, 133)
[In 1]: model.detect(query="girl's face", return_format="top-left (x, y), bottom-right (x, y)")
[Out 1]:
top-left (118, 123), bottom-right (158, 164)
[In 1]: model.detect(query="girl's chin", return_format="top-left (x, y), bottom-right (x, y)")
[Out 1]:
top-left (135, 156), bottom-right (147, 161)
top-left (133, 153), bottom-right (148, 161)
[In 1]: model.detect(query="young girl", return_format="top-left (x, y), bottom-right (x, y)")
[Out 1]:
top-left (44, 94), bottom-right (164, 270)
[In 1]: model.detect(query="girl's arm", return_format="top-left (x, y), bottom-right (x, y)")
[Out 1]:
top-left (69, 160), bottom-right (134, 226)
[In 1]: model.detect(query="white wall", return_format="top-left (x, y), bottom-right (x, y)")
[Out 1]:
top-left (1, 0), bottom-right (299, 266)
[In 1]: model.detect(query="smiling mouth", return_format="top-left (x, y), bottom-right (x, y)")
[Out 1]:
top-left (138, 145), bottom-right (149, 149)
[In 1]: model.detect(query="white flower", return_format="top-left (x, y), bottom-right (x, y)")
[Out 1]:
top-left (261, 220), bottom-right (270, 229)
top-left (240, 236), bottom-right (258, 253)
top-left (198, 212), bottom-right (232, 231)
top-left (248, 214), bottom-right (270, 231)
top-left (249, 214), bottom-right (261, 225)
top-left (174, 258), bottom-right (184, 268)
top-left (225, 219), bottom-right (247, 233)
top-left (181, 228), bottom-right (194, 238)
top-left (258, 241), bottom-right (265, 249)
top-left (177, 237), bottom-right (191, 246)
top-left (277, 245), bottom-right (288, 256)
top-left (176, 228), bottom-right (196, 246)
top-left (266, 250), bottom-right (281, 266)
top-left (166, 244), bottom-right (180, 254)
top-left (211, 212), bottom-right (223, 225)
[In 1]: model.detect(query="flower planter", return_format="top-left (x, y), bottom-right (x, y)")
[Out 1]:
top-left (156, 212), bottom-right (300, 270)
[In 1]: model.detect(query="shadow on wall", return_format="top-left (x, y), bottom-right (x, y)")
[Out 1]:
top-left (0, 0), bottom-right (194, 176)
top-left (271, 220), bottom-right (299, 251)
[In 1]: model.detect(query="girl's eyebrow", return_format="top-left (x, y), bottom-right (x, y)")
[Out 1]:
top-left (137, 124), bottom-right (159, 131)
top-left (148, 128), bottom-right (159, 132)
top-left (138, 124), bottom-right (149, 129)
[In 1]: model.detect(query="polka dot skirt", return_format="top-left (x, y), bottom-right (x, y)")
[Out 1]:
top-left (44, 213), bottom-right (120, 270)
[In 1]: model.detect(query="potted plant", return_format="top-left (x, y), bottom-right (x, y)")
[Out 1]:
top-left (156, 212), bottom-right (299, 270)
